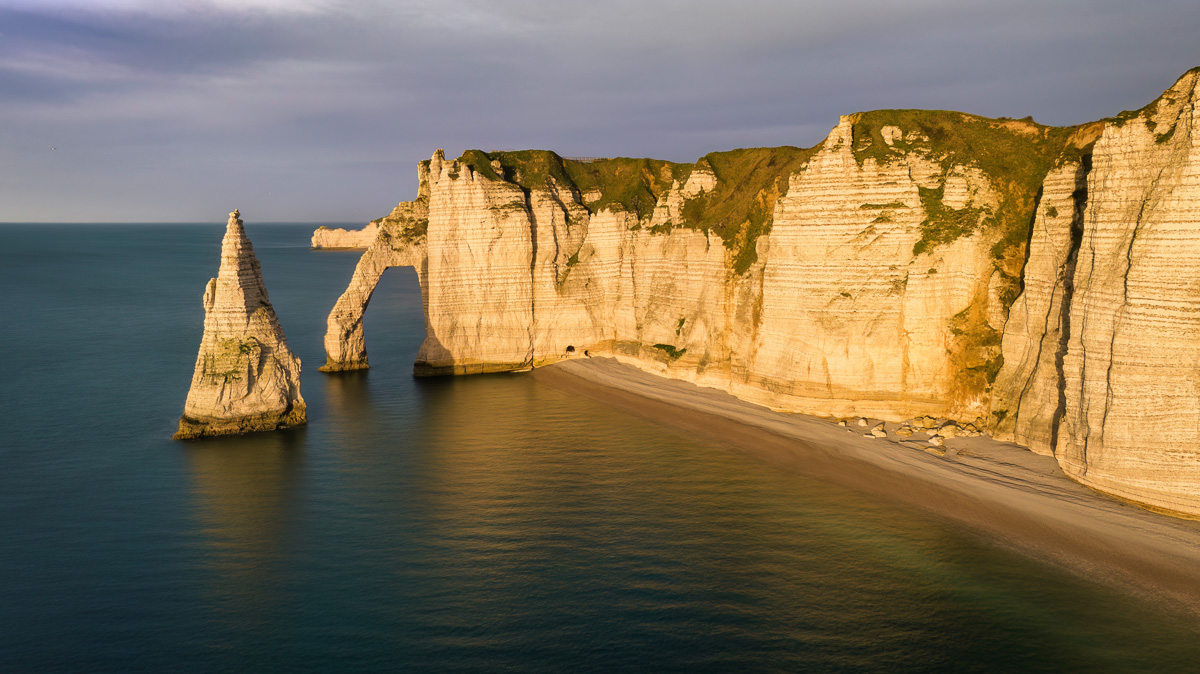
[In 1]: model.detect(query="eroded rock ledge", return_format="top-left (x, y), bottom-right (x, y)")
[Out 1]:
top-left (311, 222), bottom-right (379, 249)
top-left (318, 68), bottom-right (1200, 517)
top-left (176, 210), bottom-right (306, 439)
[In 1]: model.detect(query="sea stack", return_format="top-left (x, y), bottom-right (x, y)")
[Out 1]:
top-left (175, 210), bottom-right (306, 440)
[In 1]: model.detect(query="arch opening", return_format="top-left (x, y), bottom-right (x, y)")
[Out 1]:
top-left (320, 240), bottom-right (426, 373)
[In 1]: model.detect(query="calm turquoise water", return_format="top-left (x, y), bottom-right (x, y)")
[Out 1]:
top-left (3, 223), bottom-right (1200, 672)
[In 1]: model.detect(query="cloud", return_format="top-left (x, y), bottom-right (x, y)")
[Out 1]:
top-left (2, 0), bottom-right (1200, 221)
top-left (1, 0), bottom-right (334, 15)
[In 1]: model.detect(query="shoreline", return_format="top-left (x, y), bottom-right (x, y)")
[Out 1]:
top-left (531, 358), bottom-right (1200, 613)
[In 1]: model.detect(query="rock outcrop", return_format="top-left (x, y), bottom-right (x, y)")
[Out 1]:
top-left (990, 158), bottom-right (1092, 454)
top-left (995, 69), bottom-right (1200, 515)
top-left (311, 222), bottom-right (379, 249)
top-left (319, 68), bottom-right (1200, 517)
top-left (321, 190), bottom-right (429, 371)
top-left (176, 210), bottom-right (306, 439)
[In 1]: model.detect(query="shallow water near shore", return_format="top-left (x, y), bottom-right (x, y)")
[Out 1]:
top-left (3, 223), bottom-right (1200, 672)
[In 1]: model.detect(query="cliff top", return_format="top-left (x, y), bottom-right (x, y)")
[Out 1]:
top-left (441, 66), bottom-right (1198, 200)
top-left (410, 67), bottom-right (1197, 274)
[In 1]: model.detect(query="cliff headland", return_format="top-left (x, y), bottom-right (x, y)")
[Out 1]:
top-left (317, 68), bottom-right (1200, 518)
top-left (311, 222), bottom-right (379, 249)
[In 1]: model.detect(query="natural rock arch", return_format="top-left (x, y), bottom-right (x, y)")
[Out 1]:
top-left (320, 238), bottom-right (424, 372)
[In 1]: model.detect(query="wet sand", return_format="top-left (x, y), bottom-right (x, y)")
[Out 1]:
top-left (532, 358), bottom-right (1200, 612)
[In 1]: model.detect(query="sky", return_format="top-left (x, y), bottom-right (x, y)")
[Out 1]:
top-left (2, 0), bottom-right (1199, 223)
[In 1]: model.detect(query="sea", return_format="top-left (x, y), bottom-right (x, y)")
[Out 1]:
top-left (3, 223), bottom-right (1200, 672)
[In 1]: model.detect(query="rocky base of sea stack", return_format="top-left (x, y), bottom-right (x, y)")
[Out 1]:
top-left (174, 405), bottom-right (307, 440)
top-left (318, 357), bottom-right (369, 373)
top-left (412, 359), bottom-right (533, 377)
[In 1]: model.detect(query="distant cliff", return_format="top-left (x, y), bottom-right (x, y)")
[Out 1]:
top-left (311, 222), bottom-right (379, 249)
top-left (318, 68), bottom-right (1200, 517)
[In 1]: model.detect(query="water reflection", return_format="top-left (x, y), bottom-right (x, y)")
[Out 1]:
top-left (185, 431), bottom-right (305, 630)
top-left (173, 369), bottom-right (1200, 671)
top-left (321, 369), bottom-right (376, 430)
top-left (400, 374), bottom-right (958, 666)
top-left (8, 223), bottom-right (1200, 670)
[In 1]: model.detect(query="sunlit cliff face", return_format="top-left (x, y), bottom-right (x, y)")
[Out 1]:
top-left (317, 69), bottom-right (1200, 518)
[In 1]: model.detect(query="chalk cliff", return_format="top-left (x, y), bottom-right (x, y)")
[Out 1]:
top-left (321, 68), bottom-right (1200, 517)
top-left (311, 222), bottom-right (379, 249)
top-left (995, 69), bottom-right (1200, 515)
top-left (176, 210), bottom-right (306, 439)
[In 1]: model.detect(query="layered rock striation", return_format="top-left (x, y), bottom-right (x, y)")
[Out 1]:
top-left (995, 70), bottom-right (1200, 515)
top-left (323, 124), bottom-right (1070, 418)
top-left (321, 194), bottom-right (428, 371)
top-left (176, 210), bottom-right (306, 439)
top-left (321, 68), bottom-right (1200, 517)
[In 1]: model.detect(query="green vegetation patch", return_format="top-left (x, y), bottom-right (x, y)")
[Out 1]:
top-left (204, 338), bottom-right (261, 379)
top-left (652, 343), bottom-right (687, 360)
top-left (448, 98), bottom-right (1114, 278)
top-left (1084, 69), bottom-right (1200, 148)
top-left (452, 149), bottom-right (684, 223)
top-left (565, 156), bottom-right (687, 222)
top-left (674, 146), bottom-right (820, 275)
top-left (911, 184), bottom-right (986, 256)
top-left (372, 200), bottom-right (429, 246)
top-left (451, 145), bottom-right (819, 276)
top-left (850, 109), bottom-right (1084, 260)
top-left (1107, 92), bottom-right (1180, 144)
top-left (454, 149), bottom-right (503, 181)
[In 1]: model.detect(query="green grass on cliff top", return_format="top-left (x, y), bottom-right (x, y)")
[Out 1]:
top-left (451, 146), bottom-right (819, 275)
top-left (444, 107), bottom-right (1115, 274)
top-left (675, 146), bottom-right (819, 274)
top-left (848, 109), bottom-right (1085, 257)
top-left (421, 67), bottom-right (1198, 275)
top-left (455, 148), bottom-right (688, 222)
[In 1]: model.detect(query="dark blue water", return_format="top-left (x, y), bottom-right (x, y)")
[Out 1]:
top-left (3, 223), bottom-right (1199, 672)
